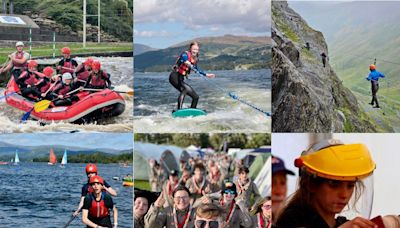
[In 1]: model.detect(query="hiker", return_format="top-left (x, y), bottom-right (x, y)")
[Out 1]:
top-left (0, 41), bottom-right (30, 83)
top-left (366, 64), bottom-right (385, 108)
top-left (321, 52), bottom-right (327, 67)
top-left (276, 140), bottom-right (378, 227)
top-left (169, 41), bottom-right (215, 111)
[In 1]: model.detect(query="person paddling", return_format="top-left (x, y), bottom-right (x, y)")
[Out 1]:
top-left (82, 175), bottom-right (118, 228)
top-left (0, 41), bottom-right (30, 82)
top-left (366, 64), bottom-right (385, 108)
top-left (169, 41), bottom-right (215, 111)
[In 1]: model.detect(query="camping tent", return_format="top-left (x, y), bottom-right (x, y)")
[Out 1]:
top-left (134, 142), bottom-right (183, 180)
top-left (254, 155), bottom-right (271, 197)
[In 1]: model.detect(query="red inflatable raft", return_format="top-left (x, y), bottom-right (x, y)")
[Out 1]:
top-left (5, 78), bottom-right (125, 124)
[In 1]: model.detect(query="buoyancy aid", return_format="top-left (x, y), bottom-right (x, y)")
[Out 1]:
top-left (13, 51), bottom-right (27, 69)
top-left (88, 192), bottom-right (110, 218)
top-left (61, 58), bottom-right (75, 74)
top-left (174, 51), bottom-right (196, 76)
top-left (89, 70), bottom-right (109, 87)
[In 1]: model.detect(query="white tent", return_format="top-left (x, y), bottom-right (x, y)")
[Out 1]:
top-left (254, 156), bottom-right (271, 197)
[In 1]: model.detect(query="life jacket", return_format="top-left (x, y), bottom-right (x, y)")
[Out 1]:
top-left (53, 83), bottom-right (73, 96)
top-left (38, 77), bottom-right (51, 93)
top-left (13, 51), bottom-right (27, 69)
top-left (89, 70), bottom-right (109, 87)
top-left (88, 192), bottom-right (110, 218)
top-left (61, 58), bottom-right (75, 74)
top-left (174, 51), bottom-right (196, 76)
top-left (76, 66), bottom-right (91, 81)
top-left (18, 70), bottom-right (40, 86)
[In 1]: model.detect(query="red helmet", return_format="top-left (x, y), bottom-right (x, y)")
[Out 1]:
top-left (83, 58), bottom-right (94, 67)
top-left (61, 47), bottom-right (71, 55)
top-left (28, 60), bottom-right (38, 68)
top-left (85, 163), bottom-right (98, 174)
top-left (92, 61), bottom-right (101, 71)
top-left (89, 175), bottom-right (104, 185)
top-left (43, 67), bottom-right (54, 77)
top-left (369, 64), bottom-right (376, 71)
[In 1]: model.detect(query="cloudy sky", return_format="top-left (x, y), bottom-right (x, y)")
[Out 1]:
top-left (134, 0), bottom-right (271, 48)
top-left (0, 133), bottom-right (133, 151)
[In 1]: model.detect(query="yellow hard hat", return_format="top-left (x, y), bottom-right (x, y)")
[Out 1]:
top-left (295, 140), bottom-right (376, 181)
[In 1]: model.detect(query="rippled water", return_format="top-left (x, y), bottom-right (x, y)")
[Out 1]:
top-left (134, 69), bottom-right (271, 133)
top-left (0, 163), bottom-right (133, 227)
top-left (0, 57), bottom-right (133, 133)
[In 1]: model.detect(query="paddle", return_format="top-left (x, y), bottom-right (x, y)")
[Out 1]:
top-left (83, 88), bottom-right (134, 96)
top-left (21, 87), bottom-right (82, 122)
top-left (63, 214), bottom-right (77, 228)
top-left (0, 91), bottom-right (18, 100)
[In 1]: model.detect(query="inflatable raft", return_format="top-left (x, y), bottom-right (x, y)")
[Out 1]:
top-left (5, 78), bottom-right (125, 124)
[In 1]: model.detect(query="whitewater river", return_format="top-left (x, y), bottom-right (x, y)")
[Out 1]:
top-left (0, 57), bottom-right (133, 133)
top-left (0, 163), bottom-right (132, 227)
top-left (134, 69), bottom-right (271, 133)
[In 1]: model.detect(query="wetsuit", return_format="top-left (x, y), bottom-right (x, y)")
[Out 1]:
top-left (82, 192), bottom-right (114, 228)
top-left (276, 202), bottom-right (348, 228)
top-left (169, 51), bottom-right (206, 110)
top-left (366, 69), bottom-right (385, 108)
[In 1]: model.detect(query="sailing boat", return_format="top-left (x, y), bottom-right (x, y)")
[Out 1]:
top-left (14, 150), bottom-right (20, 165)
top-left (48, 148), bottom-right (57, 165)
top-left (60, 150), bottom-right (67, 168)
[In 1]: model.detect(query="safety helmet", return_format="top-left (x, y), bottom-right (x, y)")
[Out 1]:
top-left (294, 139), bottom-right (376, 181)
top-left (62, 72), bottom-right (73, 83)
top-left (83, 58), bottom-right (94, 67)
top-left (16, 41), bottom-right (24, 47)
top-left (369, 64), bottom-right (376, 71)
top-left (28, 60), bottom-right (38, 68)
top-left (61, 47), bottom-right (71, 55)
top-left (91, 61), bottom-right (101, 71)
top-left (43, 67), bottom-right (54, 77)
top-left (89, 175), bottom-right (104, 185)
top-left (85, 163), bottom-right (98, 174)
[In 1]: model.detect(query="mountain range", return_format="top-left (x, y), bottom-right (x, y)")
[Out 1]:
top-left (134, 35), bottom-right (271, 72)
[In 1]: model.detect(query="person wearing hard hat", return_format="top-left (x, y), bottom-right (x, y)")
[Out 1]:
top-left (276, 140), bottom-right (379, 228)
top-left (56, 47), bottom-right (78, 74)
top-left (0, 41), bottom-right (30, 82)
top-left (271, 155), bottom-right (294, 224)
top-left (85, 60), bottom-right (111, 89)
top-left (366, 64), bottom-right (385, 109)
top-left (82, 175), bottom-right (118, 228)
top-left (48, 72), bottom-right (80, 106)
top-left (17, 60), bottom-right (46, 100)
top-left (74, 164), bottom-right (117, 217)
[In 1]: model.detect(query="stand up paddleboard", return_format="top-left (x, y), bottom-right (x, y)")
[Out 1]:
top-left (172, 108), bottom-right (207, 118)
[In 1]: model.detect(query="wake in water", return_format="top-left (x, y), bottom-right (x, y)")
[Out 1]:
top-left (0, 57), bottom-right (133, 133)
top-left (134, 69), bottom-right (271, 133)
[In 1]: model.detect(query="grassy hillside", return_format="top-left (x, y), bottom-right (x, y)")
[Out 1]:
top-left (134, 35), bottom-right (271, 72)
top-left (13, 0), bottom-right (133, 41)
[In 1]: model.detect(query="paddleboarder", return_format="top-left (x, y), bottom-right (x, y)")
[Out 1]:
top-left (82, 175), bottom-right (118, 228)
top-left (169, 41), bottom-right (215, 111)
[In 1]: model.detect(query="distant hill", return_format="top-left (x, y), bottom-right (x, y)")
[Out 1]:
top-left (134, 35), bottom-right (271, 72)
top-left (134, 43), bottom-right (158, 55)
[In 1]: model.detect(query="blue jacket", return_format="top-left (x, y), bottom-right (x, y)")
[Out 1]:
top-left (366, 70), bottom-right (385, 81)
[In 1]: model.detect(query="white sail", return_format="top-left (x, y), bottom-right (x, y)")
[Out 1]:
top-left (14, 151), bottom-right (20, 164)
top-left (61, 150), bottom-right (67, 166)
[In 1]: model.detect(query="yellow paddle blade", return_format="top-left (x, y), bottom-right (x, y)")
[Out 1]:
top-left (125, 90), bottom-right (134, 96)
top-left (34, 100), bottom-right (52, 112)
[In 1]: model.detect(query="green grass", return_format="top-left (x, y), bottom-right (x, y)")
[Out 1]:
top-left (0, 42), bottom-right (132, 63)
top-left (134, 179), bottom-right (151, 191)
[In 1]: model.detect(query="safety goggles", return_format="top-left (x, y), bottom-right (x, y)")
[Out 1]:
top-left (195, 220), bottom-right (219, 228)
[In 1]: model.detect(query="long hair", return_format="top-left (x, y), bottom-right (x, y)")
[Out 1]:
top-left (276, 171), bottom-right (365, 221)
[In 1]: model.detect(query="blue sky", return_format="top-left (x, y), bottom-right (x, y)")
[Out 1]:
top-left (134, 0), bottom-right (271, 49)
top-left (0, 133), bottom-right (133, 151)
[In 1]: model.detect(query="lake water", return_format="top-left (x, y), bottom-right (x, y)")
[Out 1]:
top-left (0, 162), bottom-right (133, 227)
top-left (0, 57), bottom-right (133, 133)
top-left (134, 69), bottom-right (271, 133)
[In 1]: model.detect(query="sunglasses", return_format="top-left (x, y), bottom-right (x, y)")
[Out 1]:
top-left (195, 220), bottom-right (219, 228)
top-left (224, 189), bottom-right (235, 195)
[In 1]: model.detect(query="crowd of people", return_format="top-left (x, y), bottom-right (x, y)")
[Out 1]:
top-left (0, 42), bottom-right (112, 106)
top-left (135, 153), bottom-right (271, 228)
